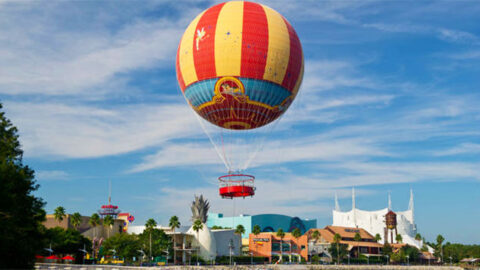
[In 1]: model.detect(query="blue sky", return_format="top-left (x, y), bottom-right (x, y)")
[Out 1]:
top-left (1, 0), bottom-right (479, 244)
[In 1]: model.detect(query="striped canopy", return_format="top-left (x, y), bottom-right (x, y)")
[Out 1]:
top-left (176, 1), bottom-right (303, 130)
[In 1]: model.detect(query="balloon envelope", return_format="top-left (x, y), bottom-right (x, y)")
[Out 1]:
top-left (176, 1), bottom-right (303, 130)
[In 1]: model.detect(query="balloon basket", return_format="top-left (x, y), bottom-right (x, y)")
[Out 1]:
top-left (218, 174), bottom-right (255, 199)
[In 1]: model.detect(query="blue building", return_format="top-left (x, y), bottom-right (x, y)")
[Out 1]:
top-left (207, 213), bottom-right (317, 239)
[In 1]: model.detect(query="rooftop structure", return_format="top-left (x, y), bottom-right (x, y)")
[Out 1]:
top-left (332, 188), bottom-right (422, 249)
top-left (98, 181), bottom-right (120, 218)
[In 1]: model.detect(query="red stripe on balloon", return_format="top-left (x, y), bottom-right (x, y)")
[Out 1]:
top-left (193, 3), bottom-right (225, 81)
top-left (240, 2), bottom-right (269, 79)
top-left (175, 43), bottom-right (186, 91)
top-left (281, 18), bottom-right (302, 92)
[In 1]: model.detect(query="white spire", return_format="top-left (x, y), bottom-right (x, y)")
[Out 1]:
top-left (388, 191), bottom-right (392, 210)
top-left (352, 187), bottom-right (356, 226)
top-left (409, 189), bottom-right (414, 212)
top-left (352, 187), bottom-right (356, 210)
top-left (335, 192), bottom-right (340, 211)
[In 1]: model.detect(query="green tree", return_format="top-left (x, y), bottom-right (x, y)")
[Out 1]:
top-left (192, 219), bottom-right (203, 265)
top-left (276, 228), bottom-right (285, 263)
top-left (89, 213), bottom-right (101, 238)
top-left (396, 233), bottom-right (403, 244)
top-left (235, 224), bottom-right (245, 236)
top-left (312, 230), bottom-right (320, 243)
top-left (375, 233), bottom-right (382, 242)
top-left (103, 215), bottom-right (114, 239)
top-left (145, 218), bottom-right (157, 260)
top-left (71, 212), bottom-right (82, 229)
top-left (333, 233), bottom-right (342, 263)
top-left (383, 243), bottom-right (393, 256)
top-left (415, 233), bottom-right (422, 241)
top-left (329, 242), bottom-right (347, 264)
top-left (0, 104), bottom-right (46, 269)
top-left (169, 216), bottom-right (180, 264)
top-left (103, 232), bottom-right (140, 263)
top-left (44, 227), bottom-right (91, 260)
top-left (252, 225), bottom-right (261, 254)
top-left (436, 234), bottom-right (445, 263)
top-left (138, 228), bottom-right (172, 261)
top-left (54, 206), bottom-right (66, 223)
top-left (354, 232), bottom-right (362, 258)
top-left (291, 228), bottom-right (302, 261)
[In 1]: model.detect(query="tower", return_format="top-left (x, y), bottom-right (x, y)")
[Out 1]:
top-left (384, 210), bottom-right (398, 244)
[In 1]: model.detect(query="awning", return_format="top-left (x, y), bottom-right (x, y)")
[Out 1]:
top-left (62, 255), bottom-right (75, 260)
top-left (45, 255), bottom-right (60, 260)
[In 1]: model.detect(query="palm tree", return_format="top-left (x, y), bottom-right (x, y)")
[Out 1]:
top-left (437, 234), bottom-right (445, 263)
top-left (235, 224), bottom-right (245, 236)
top-left (71, 212), bottom-right (82, 229)
top-left (395, 234), bottom-right (403, 244)
top-left (169, 216), bottom-right (180, 265)
top-left (54, 206), bottom-right (66, 223)
top-left (192, 219), bottom-right (203, 265)
top-left (145, 218), bottom-right (157, 261)
top-left (291, 228), bottom-right (302, 262)
top-left (312, 230), bottom-right (320, 243)
top-left (89, 213), bottom-right (101, 238)
top-left (276, 228), bottom-right (285, 263)
top-left (354, 232), bottom-right (362, 258)
top-left (252, 225), bottom-right (261, 255)
top-left (374, 233), bottom-right (382, 242)
top-left (333, 233), bottom-right (342, 263)
top-left (415, 233), bottom-right (422, 241)
top-left (103, 215), bottom-right (114, 239)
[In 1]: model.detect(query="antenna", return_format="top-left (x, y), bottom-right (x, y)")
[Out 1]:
top-left (108, 180), bottom-right (112, 204)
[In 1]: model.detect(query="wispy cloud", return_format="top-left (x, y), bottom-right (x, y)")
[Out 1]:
top-left (434, 143), bottom-right (480, 156)
top-left (35, 170), bottom-right (69, 181)
top-left (4, 101), bottom-right (200, 158)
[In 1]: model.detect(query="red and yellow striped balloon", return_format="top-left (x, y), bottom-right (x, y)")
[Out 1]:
top-left (176, 1), bottom-right (303, 130)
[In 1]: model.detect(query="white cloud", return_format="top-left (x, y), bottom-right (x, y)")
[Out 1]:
top-left (4, 101), bottom-right (201, 158)
top-left (35, 170), bottom-right (69, 181)
top-left (0, 2), bottom-right (201, 96)
top-left (433, 143), bottom-right (480, 156)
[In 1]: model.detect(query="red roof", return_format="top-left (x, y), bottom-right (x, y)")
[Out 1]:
top-left (62, 255), bottom-right (75, 260)
top-left (35, 255), bottom-right (44, 259)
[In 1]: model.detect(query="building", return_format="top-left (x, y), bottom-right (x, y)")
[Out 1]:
top-left (43, 214), bottom-right (125, 239)
top-left (307, 226), bottom-right (383, 260)
top-left (249, 232), bottom-right (308, 263)
top-left (332, 188), bottom-right (423, 249)
top-left (207, 213), bottom-right (316, 239)
top-left (128, 224), bottom-right (241, 263)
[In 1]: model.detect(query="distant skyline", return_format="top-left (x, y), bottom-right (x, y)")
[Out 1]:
top-left (0, 0), bottom-right (479, 244)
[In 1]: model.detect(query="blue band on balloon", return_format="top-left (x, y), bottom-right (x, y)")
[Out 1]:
top-left (184, 77), bottom-right (292, 108)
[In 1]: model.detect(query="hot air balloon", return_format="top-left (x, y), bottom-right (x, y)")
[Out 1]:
top-left (176, 1), bottom-right (303, 198)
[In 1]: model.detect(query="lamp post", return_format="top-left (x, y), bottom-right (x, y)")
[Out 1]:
top-left (229, 239), bottom-right (234, 266)
top-left (347, 254), bottom-right (350, 265)
top-left (79, 244), bottom-right (87, 264)
top-left (250, 252), bottom-right (253, 265)
top-left (162, 249), bottom-right (169, 266)
top-left (406, 255), bottom-right (409, 265)
top-left (386, 254), bottom-right (389, 265)
top-left (366, 254), bottom-right (370, 265)
top-left (137, 249), bottom-right (145, 266)
top-left (449, 256), bottom-right (452, 266)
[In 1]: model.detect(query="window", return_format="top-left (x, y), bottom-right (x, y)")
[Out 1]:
top-left (301, 245), bottom-right (306, 250)
top-left (272, 243), bottom-right (280, 252)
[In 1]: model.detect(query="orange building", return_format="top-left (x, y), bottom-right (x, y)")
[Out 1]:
top-left (249, 232), bottom-right (308, 263)
top-left (249, 225), bottom-right (384, 263)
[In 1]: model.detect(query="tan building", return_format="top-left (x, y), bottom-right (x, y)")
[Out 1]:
top-left (306, 226), bottom-right (383, 259)
top-left (43, 214), bottom-right (125, 239)
top-left (249, 232), bottom-right (308, 263)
